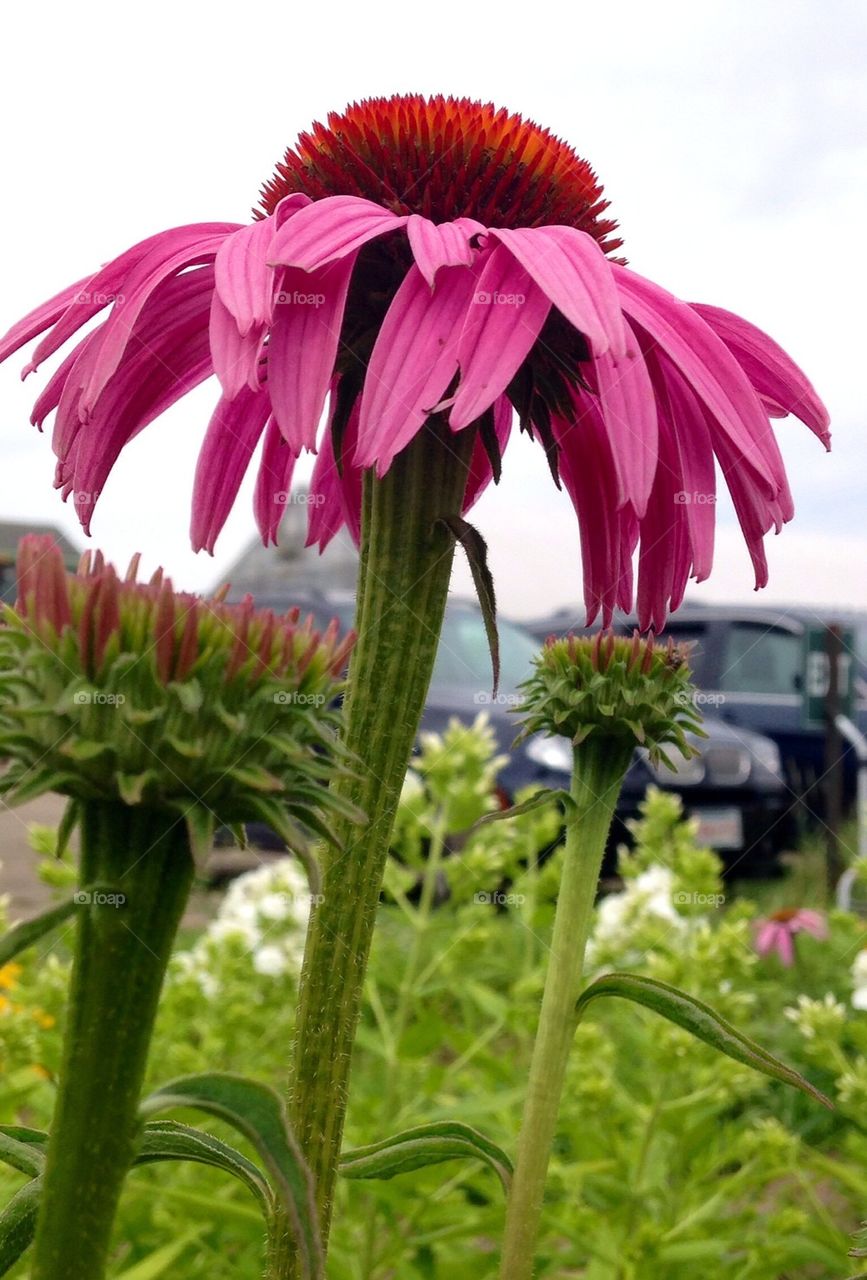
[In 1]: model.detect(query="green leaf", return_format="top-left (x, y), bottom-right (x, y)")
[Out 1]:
top-left (140, 1073), bottom-right (322, 1280)
top-left (136, 1120), bottom-right (271, 1210)
top-left (0, 897), bottom-right (78, 968)
top-left (0, 1177), bottom-right (40, 1275)
top-left (113, 1229), bottom-right (204, 1279)
top-left (0, 1128), bottom-right (46, 1178)
top-left (576, 973), bottom-right (832, 1109)
top-left (438, 515), bottom-right (500, 695)
top-left (339, 1121), bottom-right (513, 1195)
top-left (467, 788), bottom-right (571, 833)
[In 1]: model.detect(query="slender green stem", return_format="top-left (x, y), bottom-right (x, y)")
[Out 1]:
top-left (498, 743), bottom-right (631, 1280)
top-left (32, 803), bottom-right (193, 1280)
top-left (267, 422), bottom-right (474, 1277)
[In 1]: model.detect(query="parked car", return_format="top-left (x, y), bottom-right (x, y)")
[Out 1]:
top-left (238, 589), bottom-right (792, 869)
top-left (527, 603), bottom-right (867, 826)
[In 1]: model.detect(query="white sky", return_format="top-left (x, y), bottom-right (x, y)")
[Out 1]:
top-left (1, 0), bottom-right (864, 617)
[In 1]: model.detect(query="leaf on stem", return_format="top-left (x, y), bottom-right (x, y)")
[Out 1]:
top-left (576, 972), bottom-right (832, 1108)
top-left (339, 1121), bottom-right (513, 1194)
top-left (140, 1073), bottom-right (323, 1279)
top-left (0, 1178), bottom-right (41, 1275)
top-left (437, 516), bottom-right (499, 695)
top-left (0, 898), bottom-right (78, 967)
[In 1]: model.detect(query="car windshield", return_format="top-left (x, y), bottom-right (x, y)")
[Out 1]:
top-left (430, 610), bottom-right (539, 696)
top-left (718, 623), bottom-right (802, 696)
top-left (243, 594), bottom-right (539, 695)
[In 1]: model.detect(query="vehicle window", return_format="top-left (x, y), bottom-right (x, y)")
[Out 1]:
top-left (431, 613), bottom-right (539, 695)
top-left (719, 624), bottom-right (801, 696)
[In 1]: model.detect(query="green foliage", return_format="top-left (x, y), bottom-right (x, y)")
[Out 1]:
top-left (2, 722), bottom-right (867, 1277)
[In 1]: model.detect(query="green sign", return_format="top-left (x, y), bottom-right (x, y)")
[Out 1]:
top-left (803, 626), bottom-right (856, 729)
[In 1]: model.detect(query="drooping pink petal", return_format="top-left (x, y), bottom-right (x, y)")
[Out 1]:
top-left (355, 264), bottom-right (481, 472)
top-left (553, 398), bottom-right (625, 626)
top-left (449, 245), bottom-right (551, 431)
top-left (0, 275), bottom-right (92, 367)
top-left (269, 195), bottom-right (407, 272)
top-left (614, 266), bottom-right (784, 501)
top-left (407, 214), bottom-right (485, 287)
top-left (645, 350), bottom-right (716, 583)
top-left (492, 225), bottom-right (627, 357)
top-left (191, 386), bottom-right (273, 553)
top-left (590, 317), bottom-right (658, 517)
top-left (303, 386), bottom-right (363, 550)
top-left (254, 418), bottom-right (298, 546)
top-left (68, 274), bottom-right (215, 531)
top-left (267, 256), bottom-right (356, 452)
top-left (214, 216), bottom-right (282, 337)
top-left (79, 226), bottom-right (235, 415)
top-left (209, 292), bottom-right (265, 399)
top-left (462, 395), bottom-right (513, 514)
top-left (774, 928), bottom-right (795, 967)
top-left (635, 398), bottom-right (693, 632)
top-left (755, 921), bottom-right (782, 959)
top-left (26, 225), bottom-right (235, 380)
top-left (692, 303), bottom-right (830, 446)
top-left (792, 909), bottom-right (828, 940)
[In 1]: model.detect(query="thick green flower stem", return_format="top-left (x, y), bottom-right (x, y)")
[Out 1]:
top-left (267, 423), bottom-right (473, 1277)
top-left (32, 802), bottom-right (194, 1280)
top-left (498, 743), bottom-right (632, 1280)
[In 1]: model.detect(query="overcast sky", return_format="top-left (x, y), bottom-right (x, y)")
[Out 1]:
top-left (1, 0), bottom-right (863, 617)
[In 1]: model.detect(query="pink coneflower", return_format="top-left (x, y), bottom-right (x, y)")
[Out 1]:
top-left (755, 908), bottom-right (828, 966)
top-left (0, 96), bottom-right (828, 627)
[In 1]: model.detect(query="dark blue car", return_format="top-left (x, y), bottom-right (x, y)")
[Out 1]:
top-left (241, 590), bottom-right (792, 869)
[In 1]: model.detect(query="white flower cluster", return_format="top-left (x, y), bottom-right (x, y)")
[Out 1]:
top-left (170, 858), bottom-right (313, 997)
top-left (784, 992), bottom-right (846, 1039)
top-left (587, 866), bottom-right (686, 967)
top-left (851, 950), bottom-right (867, 1011)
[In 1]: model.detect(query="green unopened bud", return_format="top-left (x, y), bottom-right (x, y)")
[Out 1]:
top-left (0, 536), bottom-right (357, 862)
top-left (517, 630), bottom-right (704, 769)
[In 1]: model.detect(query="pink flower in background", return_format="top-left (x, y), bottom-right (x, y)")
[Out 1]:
top-left (0, 95), bottom-right (829, 628)
top-left (755, 908), bottom-right (828, 966)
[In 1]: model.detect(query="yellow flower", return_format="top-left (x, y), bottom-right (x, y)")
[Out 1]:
top-left (0, 961), bottom-right (23, 990)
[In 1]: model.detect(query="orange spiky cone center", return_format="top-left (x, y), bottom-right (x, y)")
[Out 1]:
top-left (260, 94), bottom-right (622, 254)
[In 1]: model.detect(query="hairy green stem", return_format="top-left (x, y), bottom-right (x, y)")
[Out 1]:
top-left (267, 422), bottom-right (473, 1277)
top-left (32, 803), bottom-right (193, 1280)
top-left (498, 744), bottom-right (631, 1280)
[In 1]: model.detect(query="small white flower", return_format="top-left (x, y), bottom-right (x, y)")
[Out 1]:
top-left (252, 945), bottom-right (289, 977)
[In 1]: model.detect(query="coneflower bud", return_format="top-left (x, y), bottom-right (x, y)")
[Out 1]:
top-left (0, 535), bottom-right (355, 858)
top-left (517, 630), bottom-right (704, 769)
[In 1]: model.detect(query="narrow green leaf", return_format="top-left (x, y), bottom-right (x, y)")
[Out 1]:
top-left (438, 516), bottom-right (500, 695)
top-left (113, 1228), bottom-right (203, 1279)
top-left (339, 1121), bottom-right (513, 1195)
top-left (140, 1073), bottom-right (322, 1280)
top-left (467, 788), bottom-right (571, 833)
top-left (136, 1121), bottom-right (271, 1210)
top-left (0, 898), bottom-right (78, 967)
top-left (576, 973), bottom-right (832, 1108)
top-left (0, 1129), bottom-right (46, 1178)
top-left (0, 1176), bottom-right (40, 1275)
